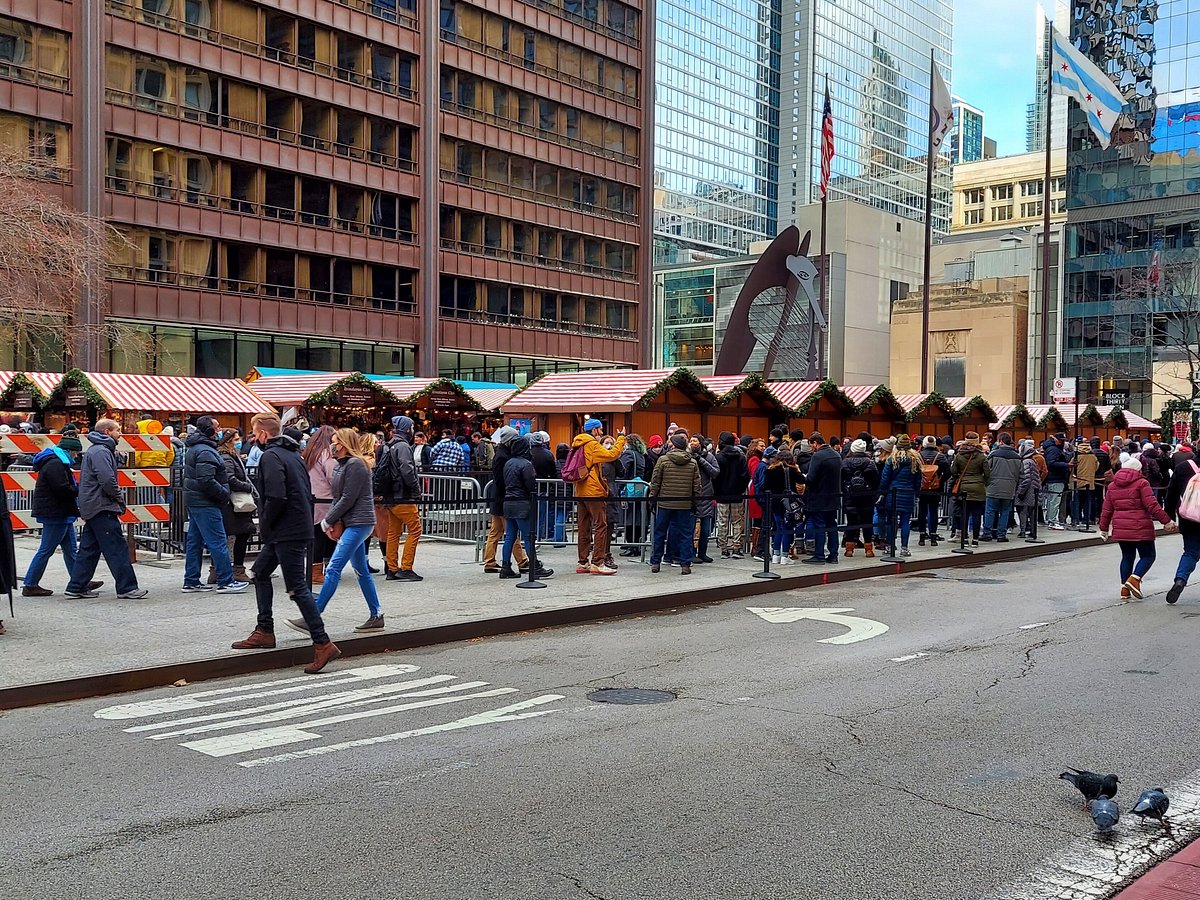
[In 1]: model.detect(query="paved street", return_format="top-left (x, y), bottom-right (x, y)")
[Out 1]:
top-left (6, 543), bottom-right (1200, 899)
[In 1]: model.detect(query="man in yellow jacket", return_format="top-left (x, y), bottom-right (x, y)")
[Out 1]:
top-left (572, 418), bottom-right (625, 575)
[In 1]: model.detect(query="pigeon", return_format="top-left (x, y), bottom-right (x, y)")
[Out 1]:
top-left (1061, 768), bottom-right (1119, 806)
top-left (1130, 788), bottom-right (1169, 824)
top-left (1092, 795), bottom-right (1120, 833)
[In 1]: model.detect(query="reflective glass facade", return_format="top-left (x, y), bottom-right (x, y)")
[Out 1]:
top-left (1062, 0), bottom-right (1200, 417)
top-left (653, 0), bottom-right (781, 265)
top-left (779, 0), bottom-right (954, 232)
top-left (951, 97), bottom-right (985, 163)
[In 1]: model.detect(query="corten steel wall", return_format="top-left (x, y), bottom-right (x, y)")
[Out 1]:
top-left (0, 0), bottom-right (649, 371)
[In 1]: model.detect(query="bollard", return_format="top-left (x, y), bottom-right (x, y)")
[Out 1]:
top-left (517, 505), bottom-right (546, 590)
top-left (879, 490), bottom-right (902, 563)
top-left (753, 490), bottom-right (780, 580)
top-left (951, 493), bottom-right (974, 555)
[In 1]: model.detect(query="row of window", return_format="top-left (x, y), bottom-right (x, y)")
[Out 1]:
top-left (439, 207), bottom-right (637, 280)
top-left (439, 68), bottom-right (638, 163)
top-left (109, 0), bottom-right (415, 39)
top-left (438, 276), bottom-right (636, 338)
top-left (440, 138), bottom-right (637, 222)
top-left (105, 138), bottom-right (416, 240)
top-left (440, 2), bottom-right (637, 102)
top-left (961, 177), bottom-right (1067, 206)
top-left (0, 15), bottom-right (70, 90)
top-left (105, 50), bottom-right (415, 169)
top-left (112, 229), bottom-right (418, 311)
top-left (520, 0), bottom-right (639, 45)
top-left (0, 114), bottom-right (69, 177)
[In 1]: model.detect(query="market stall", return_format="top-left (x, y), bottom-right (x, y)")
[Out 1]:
top-left (774, 381), bottom-right (856, 438)
top-left (945, 396), bottom-right (998, 441)
top-left (369, 376), bottom-right (494, 435)
top-left (699, 374), bottom-right (793, 439)
top-left (1022, 405), bottom-right (1072, 443)
top-left (243, 368), bottom-right (400, 429)
top-left (0, 371), bottom-right (62, 430)
top-left (893, 393), bottom-right (957, 440)
top-left (839, 385), bottom-right (907, 439)
top-left (988, 405), bottom-right (1039, 440)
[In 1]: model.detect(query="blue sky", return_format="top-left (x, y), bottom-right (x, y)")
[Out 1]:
top-left (953, 0), bottom-right (1041, 156)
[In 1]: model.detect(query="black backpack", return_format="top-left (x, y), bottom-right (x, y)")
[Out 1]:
top-left (373, 445), bottom-right (399, 498)
top-left (847, 462), bottom-right (868, 495)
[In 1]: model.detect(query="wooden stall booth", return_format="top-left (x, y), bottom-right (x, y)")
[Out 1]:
top-left (1117, 408), bottom-right (1164, 439)
top-left (502, 368), bottom-right (718, 448)
top-left (840, 385), bottom-right (907, 439)
top-left (893, 393), bottom-right (956, 441)
top-left (369, 377), bottom-right (490, 435)
top-left (1022, 406), bottom-right (1070, 443)
top-left (243, 368), bottom-right (400, 429)
top-left (699, 374), bottom-right (794, 440)
top-left (771, 381), bottom-right (856, 439)
top-left (988, 405), bottom-right (1038, 441)
top-left (945, 396), bottom-right (998, 441)
top-left (0, 371), bottom-right (63, 430)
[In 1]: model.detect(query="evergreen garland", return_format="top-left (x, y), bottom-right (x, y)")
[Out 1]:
top-left (904, 391), bottom-right (955, 422)
top-left (636, 367), bottom-right (719, 409)
top-left (851, 385), bottom-right (903, 417)
top-left (395, 377), bottom-right (485, 413)
top-left (953, 395), bottom-right (997, 421)
top-left (1159, 398), bottom-right (1190, 441)
top-left (995, 404), bottom-right (1033, 428)
top-left (0, 371), bottom-right (50, 408)
top-left (791, 380), bottom-right (854, 417)
top-left (45, 369), bottom-right (105, 410)
top-left (304, 372), bottom-right (399, 407)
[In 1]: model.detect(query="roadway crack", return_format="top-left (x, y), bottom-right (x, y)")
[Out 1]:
top-left (554, 871), bottom-right (611, 900)
top-left (977, 639), bottom-right (1055, 697)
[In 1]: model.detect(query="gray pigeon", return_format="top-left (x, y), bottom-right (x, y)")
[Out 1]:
top-left (1130, 788), bottom-right (1169, 824)
top-left (1091, 795), bottom-right (1120, 833)
top-left (1061, 768), bottom-right (1119, 807)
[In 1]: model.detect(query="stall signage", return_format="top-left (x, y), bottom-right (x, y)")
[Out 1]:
top-left (10, 390), bottom-right (33, 410)
top-left (334, 384), bottom-right (376, 407)
top-left (509, 418), bottom-right (532, 436)
top-left (427, 387), bottom-right (459, 409)
top-left (64, 386), bottom-right (88, 407)
top-left (1101, 390), bottom-right (1128, 408)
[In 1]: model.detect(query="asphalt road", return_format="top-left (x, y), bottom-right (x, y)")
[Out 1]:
top-left (5, 544), bottom-right (1200, 900)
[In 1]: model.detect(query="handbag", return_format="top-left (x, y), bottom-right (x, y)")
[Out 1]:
top-left (327, 521), bottom-right (345, 541)
top-left (230, 491), bottom-right (257, 513)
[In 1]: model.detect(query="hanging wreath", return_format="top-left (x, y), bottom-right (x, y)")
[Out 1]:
top-left (0, 371), bottom-right (50, 409)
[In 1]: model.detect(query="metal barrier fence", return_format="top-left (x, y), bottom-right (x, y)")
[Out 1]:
top-left (420, 473), bottom-right (486, 544)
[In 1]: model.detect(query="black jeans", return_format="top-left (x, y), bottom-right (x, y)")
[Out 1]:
top-left (843, 499), bottom-right (874, 544)
top-left (232, 533), bottom-right (250, 567)
top-left (252, 539), bottom-right (329, 644)
top-left (918, 495), bottom-right (940, 536)
top-left (67, 512), bottom-right (139, 595)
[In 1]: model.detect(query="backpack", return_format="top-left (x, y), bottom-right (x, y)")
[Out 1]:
top-left (1179, 461), bottom-right (1200, 522)
top-left (561, 444), bottom-right (591, 483)
top-left (847, 467), bottom-right (868, 496)
top-left (473, 440), bottom-right (494, 471)
top-left (920, 462), bottom-right (941, 492)
top-left (621, 477), bottom-right (648, 498)
top-left (373, 445), bottom-right (399, 498)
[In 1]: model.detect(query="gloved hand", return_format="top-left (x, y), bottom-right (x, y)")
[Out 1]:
top-left (1098, 530), bottom-right (1109, 542)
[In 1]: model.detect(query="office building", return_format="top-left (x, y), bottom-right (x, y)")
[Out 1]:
top-left (652, 0), bottom-right (780, 265)
top-left (1025, 0), bottom-right (1069, 153)
top-left (1061, 0), bottom-right (1200, 419)
top-left (778, 0), bottom-right (954, 233)
top-left (0, 0), bottom-right (652, 381)
top-left (951, 150), bottom-right (1067, 233)
top-left (950, 96), bottom-right (987, 164)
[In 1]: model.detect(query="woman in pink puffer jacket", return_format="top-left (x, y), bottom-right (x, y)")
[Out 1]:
top-left (1099, 456), bottom-right (1176, 600)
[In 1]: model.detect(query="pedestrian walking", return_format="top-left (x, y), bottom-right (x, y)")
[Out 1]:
top-left (982, 433), bottom-right (1021, 542)
top-left (713, 431), bottom-right (749, 559)
top-left (763, 448), bottom-right (805, 566)
top-left (802, 432), bottom-right (842, 564)
top-left (841, 438), bottom-right (879, 558)
top-left (302, 425), bottom-right (337, 584)
top-left (1164, 452), bottom-right (1200, 604)
top-left (499, 435), bottom-right (552, 579)
top-left (569, 418), bottom-right (625, 575)
top-left (216, 428), bottom-right (256, 584)
top-left (877, 434), bottom-right (923, 556)
top-left (1099, 456), bottom-right (1175, 600)
top-left (1015, 439), bottom-right (1042, 537)
top-left (22, 434), bottom-right (101, 597)
top-left (952, 432), bottom-right (990, 545)
top-left (377, 415), bottom-right (423, 583)
top-left (917, 435), bottom-right (950, 546)
top-left (689, 434), bottom-right (719, 563)
top-left (647, 433), bottom-right (701, 575)
top-left (289, 428), bottom-right (383, 632)
top-left (64, 419), bottom-right (147, 600)
top-left (181, 416), bottom-right (247, 594)
top-left (233, 413), bottom-right (340, 674)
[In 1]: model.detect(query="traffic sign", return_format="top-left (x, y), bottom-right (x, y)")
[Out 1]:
top-left (1051, 377), bottom-right (1077, 404)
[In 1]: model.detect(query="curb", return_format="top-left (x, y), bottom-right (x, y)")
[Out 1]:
top-left (0, 534), bottom-right (1100, 711)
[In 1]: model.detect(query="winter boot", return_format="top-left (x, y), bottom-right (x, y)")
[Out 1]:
top-left (864, 542), bottom-right (876, 558)
top-left (918, 533), bottom-right (927, 546)
top-left (311, 563), bottom-right (325, 585)
top-left (206, 566), bottom-right (218, 585)
top-left (843, 541), bottom-right (855, 558)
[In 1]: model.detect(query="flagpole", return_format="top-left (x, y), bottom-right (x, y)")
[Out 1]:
top-left (819, 72), bottom-right (829, 381)
top-left (1040, 22), bottom-right (1053, 402)
top-left (920, 49), bottom-right (936, 393)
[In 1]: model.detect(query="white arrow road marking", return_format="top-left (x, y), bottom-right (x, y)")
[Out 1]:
top-left (94, 664), bottom-right (420, 720)
top-left (238, 694), bottom-right (566, 767)
top-left (747, 607), bottom-right (890, 644)
top-left (1019, 622), bottom-right (1051, 630)
top-left (889, 652), bottom-right (929, 662)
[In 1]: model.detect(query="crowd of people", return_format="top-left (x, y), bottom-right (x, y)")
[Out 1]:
top-left (4, 412), bottom-right (1196, 670)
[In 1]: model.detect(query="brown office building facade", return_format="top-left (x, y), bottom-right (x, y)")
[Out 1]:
top-left (0, 0), bottom-right (652, 381)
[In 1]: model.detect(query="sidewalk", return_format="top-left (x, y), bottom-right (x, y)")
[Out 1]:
top-left (0, 527), bottom-right (1100, 706)
top-left (1113, 841), bottom-right (1200, 898)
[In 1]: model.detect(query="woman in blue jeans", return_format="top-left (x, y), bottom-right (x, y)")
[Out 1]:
top-left (22, 435), bottom-right (101, 597)
top-left (877, 435), bottom-right (924, 556)
top-left (289, 428), bottom-right (382, 633)
top-left (763, 449), bottom-right (804, 566)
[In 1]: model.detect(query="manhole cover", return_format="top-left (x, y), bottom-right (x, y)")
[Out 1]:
top-left (588, 688), bottom-right (676, 705)
top-left (1123, 670), bottom-right (1159, 676)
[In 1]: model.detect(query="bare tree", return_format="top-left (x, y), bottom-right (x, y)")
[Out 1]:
top-left (0, 144), bottom-right (127, 370)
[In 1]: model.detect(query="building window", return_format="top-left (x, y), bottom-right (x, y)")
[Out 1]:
top-left (1020, 179), bottom-right (1043, 197)
top-left (992, 205), bottom-right (1013, 222)
top-left (962, 188), bottom-right (984, 205)
top-left (991, 184), bottom-right (1012, 201)
top-left (963, 208), bottom-right (984, 225)
top-left (1020, 201), bottom-right (1043, 218)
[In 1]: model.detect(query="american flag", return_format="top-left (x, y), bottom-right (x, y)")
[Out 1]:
top-left (820, 81), bottom-right (834, 199)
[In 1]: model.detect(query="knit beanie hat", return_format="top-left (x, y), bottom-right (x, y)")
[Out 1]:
top-left (1123, 455), bottom-right (1143, 472)
top-left (896, 434), bottom-right (912, 450)
top-left (851, 438), bottom-right (867, 453)
top-left (670, 433), bottom-right (688, 450)
top-left (923, 435), bottom-right (936, 448)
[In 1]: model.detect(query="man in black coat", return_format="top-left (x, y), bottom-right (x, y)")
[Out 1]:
top-left (803, 432), bottom-right (843, 564)
top-left (712, 431), bottom-right (749, 558)
top-left (234, 413), bottom-right (340, 675)
top-left (22, 437), bottom-right (98, 597)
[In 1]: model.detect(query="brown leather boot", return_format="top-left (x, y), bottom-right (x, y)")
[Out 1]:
top-left (231, 629), bottom-right (276, 650)
top-left (864, 543), bottom-right (875, 558)
top-left (844, 541), bottom-right (855, 558)
top-left (311, 563), bottom-right (325, 584)
top-left (305, 640), bottom-right (341, 674)
top-left (234, 565), bottom-right (251, 583)
top-left (206, 566), bottom-right (218, 585)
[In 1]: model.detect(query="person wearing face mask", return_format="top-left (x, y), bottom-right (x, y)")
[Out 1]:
top-left (214, 427), bottom-right (256, 584)
top-left (182, 416), bottom-right (247, 594)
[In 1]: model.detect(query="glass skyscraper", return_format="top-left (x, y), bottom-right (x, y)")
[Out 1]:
top-left (653, 0), bottom-right (781, 265)
top-left (950, 97), bottom-right (986, 163)
top-left (1062, 0), bottom-right (1200, 418)
top-left (778, 0), bottom-right (954, 233)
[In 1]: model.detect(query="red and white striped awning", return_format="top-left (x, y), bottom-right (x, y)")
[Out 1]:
top-left (766, 381), bottom-right (824, 411)
top-left (371, 377), bottom-right (511, 410)
top-left (893, 393), bottom-right (952, 415)
top-left (84, 373), bottom-right (275, 414)
top-left (0, 371), bottom-right (64, 397)
top-left (841, 385), bottom-right (887, 409)
top-left (988, 405), bottom-right (1031, 429)
top-left (505, 369), bottom-right (711, 413)
top-left (696, 375), bottom-right (794, 410)
top-left (1122, 411), bottom-right (1160, 431)
top-left (244, 372), bottom-right (356, 407)
top-left (1024, 405), bottom-right (1078, 426)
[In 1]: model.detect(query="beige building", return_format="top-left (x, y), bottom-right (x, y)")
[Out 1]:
top-left (890, 278), bottom-right (1029, 404)
top-left (952, 150), bottom-right (1067, 233)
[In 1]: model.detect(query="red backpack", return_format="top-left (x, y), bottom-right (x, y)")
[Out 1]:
top-left (560, 445), bottom-right (591, 483)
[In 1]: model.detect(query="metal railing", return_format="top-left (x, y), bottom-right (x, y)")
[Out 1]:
top-left (439, 100), bottom-right (638, 166)
top-left (440, 167), bottom-right (638, 224)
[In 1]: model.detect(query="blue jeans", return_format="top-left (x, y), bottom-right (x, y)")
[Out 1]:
top-left (504, 516), bottom-right (533, 566)
top-left (184, 505), bottom-right (234, 587)
top-left (983, 498), bottom-right (1014, 538)
top-left (1176, 532), bottom-right (1200, 584)
top-left (771, 510), bottom-right (795, 556)
top-left (696, 514), bottom-right (713, 558)
top-left (883, 505), bottom-right (914, 550)
top-left (315, 523), bottom-right (380, 616)
top-left (66, 512), bottom-right (139, 595)
top-left (809, 509), bottom-right (839, 559)
top-left (651, 508), bottom-right (694, 565)
top-left (24, 519), bottom-right (77, 587)
top-left (1119, 540), bottom-right (1156, 583)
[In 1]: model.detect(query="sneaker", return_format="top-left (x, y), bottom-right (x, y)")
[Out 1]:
top-left (21, 585), bottom-right (52, 597)
top-left (64, 589), bottom-right (99, 599)
top-left (216, 581), bottom-right (249, 594)
top-left (731, 551), bottom-right (744, 560)
top-left (1120, 585), bottom-right (1131, 600)
top-left (483, 566), bottom-right (501, 574)
top-left (286, 617), bottom-right (311, 634)
top-left (696, 555), bottom-right (714, 564)
top-left (181, 584), bottom-right (214, 593)
top-left (394, 570), bottom-right (423, 582)
top-left (87, 581), bottom-right (104, 591)
top-left (971, 539), bottom-right (980, 546)
top-left (801, 557), bottom-right (827, 565)
top-left (589, 564), bottom-right (617, 575)
top-left (576, 564), bottom-right (592, 574)
top-left (900, 548), bottom-right (912, 557)
top-left (721, 550), bottom-right (731, 559)
top-left (117, 589), bottom-right (149, 599)
top-left (1049, 523), bottom-right (1066, 531)
top-left (1167, 579), bottom-right (1185, 605)
top-left (750, 554), bottom-right (765, 562)
top-left (650, 563), bottom-right (661, 573)
top-left (777, 558), bottom-right (794, 567)
top-left (979, 535), bottom-right (993, 543)
top-left (354, 615), bottom-right (385, 632)
top-left (997, 536), bottom-right (1009, 543)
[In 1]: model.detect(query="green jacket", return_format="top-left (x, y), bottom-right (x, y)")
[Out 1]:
top-left (649, 449), bottom-right (701, 510)
top-left (952, 445), bottom-right (990, 502)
